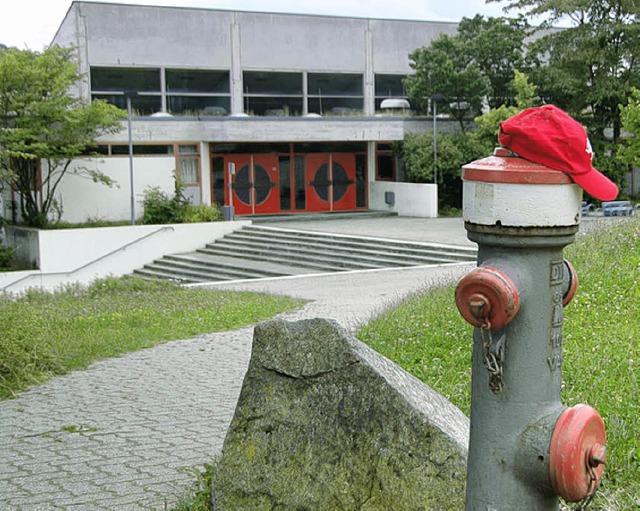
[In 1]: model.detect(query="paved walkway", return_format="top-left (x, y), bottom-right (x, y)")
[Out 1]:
top-left (0, 215), bottom-right (612, 510)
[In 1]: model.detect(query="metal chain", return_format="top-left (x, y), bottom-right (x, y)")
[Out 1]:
top-left (573, 463), bottom-right (599, 511)
top-left (479, 321), bottom-right (505, 394)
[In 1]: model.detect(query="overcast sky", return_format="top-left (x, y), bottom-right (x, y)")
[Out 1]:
top-left (2, 0), bottom-right (517, 50)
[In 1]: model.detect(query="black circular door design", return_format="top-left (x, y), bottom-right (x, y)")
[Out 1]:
top-left (233, 164), bottom-right (274, 206)
top-left (253, 165), bottom-right (272, 205)
top-left (310, 163), bottom-right (349, 202)
top-left (331, 163), bottom-right (353, 201)
top-left (233, 165), bottom-right (251, 205)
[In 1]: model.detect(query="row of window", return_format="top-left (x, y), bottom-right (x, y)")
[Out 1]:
top-left (90, 67), bottom-right (408, 117)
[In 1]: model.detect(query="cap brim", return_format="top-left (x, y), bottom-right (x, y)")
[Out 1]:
top-left (570, 167), bottom-right (618, 201)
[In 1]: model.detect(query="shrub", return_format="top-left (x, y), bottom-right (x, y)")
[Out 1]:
top-left (142, 181), bottom-right (223, 225)
top-left (181, 203), bottom-right (223, 223)
top-left (0, 244), bottom-right (15, 269)
top-left (141, 186), bottom-right (185, 224)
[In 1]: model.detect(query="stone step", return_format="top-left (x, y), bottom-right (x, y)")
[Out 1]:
top-left (208, 236), bottom-right (468, 266)
top-left (132, 223), bottom-right (477, 284)
top-left (133, 266), bottom-right (206, 284)
top-left (231, 226), bottom-right (477, 260)
top-left (197, 245), bottom-right (382, 272)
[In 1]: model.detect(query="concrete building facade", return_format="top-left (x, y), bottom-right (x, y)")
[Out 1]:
top-left (43, 2), bottom-right (460, 222)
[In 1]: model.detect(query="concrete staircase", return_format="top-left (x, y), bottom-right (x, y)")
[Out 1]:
top-left (133, 225), bottom-right (477, 283)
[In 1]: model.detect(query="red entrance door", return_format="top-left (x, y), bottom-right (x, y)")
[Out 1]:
top-left (305, 153), bottom-right (356, 212)
top-left (225, 155), bottom-right (279, 215)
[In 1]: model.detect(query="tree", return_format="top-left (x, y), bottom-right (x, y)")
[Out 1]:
top-left (457, 15), bottom-right (530, 109)
top-left (618, 88), bottom-right (640, 171)
top-left (490, 0), bottom-right (640, 192)
top-left (400, 131), bottom-right (483, 209)
top-left (0, 46), bottom-right (124, 227)
top-left (404, 35), bottom-right (491, 132)
top-left (494, 0), bottom-right (640, 141)
top-left (470, 70), bottom-right (540, 155)
top-left (404, 15), bottom-right (531, 131)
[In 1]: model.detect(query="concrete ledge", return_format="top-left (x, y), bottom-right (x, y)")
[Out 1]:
top-left (369, 181), bottom-right (438, 218)
top-left (2, 220), bottom-right (250, 294)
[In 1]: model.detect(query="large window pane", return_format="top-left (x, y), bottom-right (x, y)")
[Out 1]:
top-left (243, 71), bottom-right (302, 95)
top-left (308, 73), bottom-right (363, 96)
top-left (90, 67), bottom-right (160, 92)
top-left (307, 97), bottom-right (363, 116)
top-left (179, 158), bottom-right (199, 184)
top-left (375, 74), bottom-right (406, 98)
top-left (294, 155), bottom-right (306, 210)
top-left (356, 154), bottom-right (367, 208)
top-left (168, 96), bottom-right (230, 116)
top-left (211, 157), bottom-right (225, 206)
top-left (245, 96), bottom-right (303, 116)
top-left (92, 94), bottom-right (161, 115)
top-left (278, 156), bottom-right (292, 211)
top-left (166, 69), bottom-right (230, 93)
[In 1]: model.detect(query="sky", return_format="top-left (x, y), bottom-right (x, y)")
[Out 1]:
top-left (1, 0), bottom-right (516, 50)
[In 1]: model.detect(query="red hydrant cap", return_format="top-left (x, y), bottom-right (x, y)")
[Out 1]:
top-left (549, 404), bottom-right (607, 502)
top-left (499, 105), bottom-right (618, 201)
top-left (455, 266), bottom-right (520, 330)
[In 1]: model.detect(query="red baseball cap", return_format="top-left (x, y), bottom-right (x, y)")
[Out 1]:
top-left (498, 105), bottom-right (618, 200)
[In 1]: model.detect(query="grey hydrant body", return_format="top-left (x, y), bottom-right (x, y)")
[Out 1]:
top-left (464, 226), bottom-right (575, 510)
top-left (457, 149), bottom-right (606, 510)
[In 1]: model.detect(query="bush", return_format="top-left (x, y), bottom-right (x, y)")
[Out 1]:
top-left (0, 244), bottom-right (15, 269)
top-left (141, 186), bottom-right (185, 224)
top-left (400, 131), bottom-right (484, 209)
top-left (141, 181), bottom-right (223, 224)
top-left (181, 203), bottom-right (223, 223)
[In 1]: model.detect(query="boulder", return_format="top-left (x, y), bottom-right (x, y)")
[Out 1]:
top-left (212, 318), bottom-right (469, 510)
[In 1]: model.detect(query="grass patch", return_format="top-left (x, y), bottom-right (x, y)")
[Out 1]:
top-left (358, 218), bottom-right (640, 510)
top-left (0, 276), bottom-right (304, 400)
top-left (174, 462), bottom-right (218, 511)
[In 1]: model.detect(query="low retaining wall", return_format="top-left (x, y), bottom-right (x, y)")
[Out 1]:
top-left (1, 220), bottom-right (250, 294)
top-left (369, 181), bottom-right (438, 218)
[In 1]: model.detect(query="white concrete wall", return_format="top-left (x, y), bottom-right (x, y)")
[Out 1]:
top-left (369, 181), bottom-right (438, 218)
top-left (1, 220), bottom-right (251, 294)
top-left (70, 3), bottom-right (456, 74)
top-left (371, 19), bottom-right (457, 73)
top-left (238, 12), bottom-right (367, 71)
top-left (54, 156), bottom-right (176, 223)
top-left (79, 3), bottom-right (234, 68)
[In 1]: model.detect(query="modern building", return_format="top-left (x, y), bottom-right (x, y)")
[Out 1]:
top-left (43, 2), bottom-right (461, 222)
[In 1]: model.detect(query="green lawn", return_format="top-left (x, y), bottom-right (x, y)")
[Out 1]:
top-left (0, 277), bottom-right (304, 400)
top-left (358, 218), bottom-right (640, 510)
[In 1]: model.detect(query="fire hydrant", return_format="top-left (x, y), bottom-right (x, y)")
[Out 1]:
top-left (455, 147), bottom-right (607, 510)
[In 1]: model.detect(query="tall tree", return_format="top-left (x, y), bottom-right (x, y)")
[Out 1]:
top-left (457, 15), bottom-right (530, 109)
top-left (492, 0), bottom-right (640, 148)
top-left (0, 46), bottom-right (124, 227)
top-left (404, 35), bottom-right (491, 132)
top-left (471, 70), bottom-right (540, 155)
top-left (618, 87), bottom-right (640, 170)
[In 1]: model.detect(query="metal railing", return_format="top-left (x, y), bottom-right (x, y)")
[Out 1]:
top-left (2, 226), bottom-right (175, 293)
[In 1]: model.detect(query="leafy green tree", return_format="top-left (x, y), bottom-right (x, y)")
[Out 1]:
top-left (470, 70), bottom-right (540, 154)
top-left (404, 35), bottom-right (491, 132)
top-left (0, 46), bottom-right (124, 227)
top-left (457, 15), bottom-right (530, 109)
top-left (401, 131), bottom-right (483, 208)
top-left (494, 0), bottom-right (640, 140)
top-left (618, 88), bottom-right (640, 171)
top-left (404, 16), bottom-right (530, 131)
